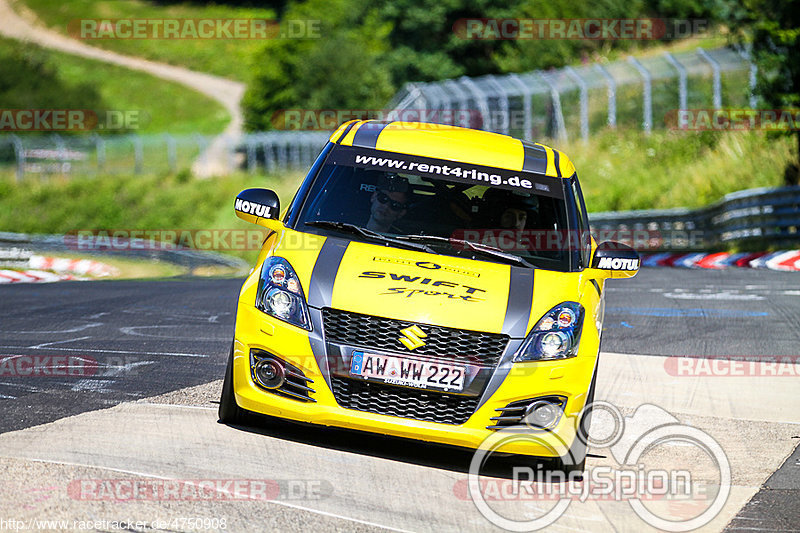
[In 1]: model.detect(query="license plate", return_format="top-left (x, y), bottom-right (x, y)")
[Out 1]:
top-left (350, 351), bottom-right (466, 392)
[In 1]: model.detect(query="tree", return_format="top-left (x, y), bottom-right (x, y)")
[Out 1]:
top-left (731, 0), bottom-right (800, 184)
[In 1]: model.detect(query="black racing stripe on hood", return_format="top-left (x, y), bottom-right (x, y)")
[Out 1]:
top-left (477, 266), bottom-right (534, 410)
top-left (307, 237), bottom-right (349, 390)
top-left (501, 266), bottom-right (534, 337)
top-left (351, 121), bottom-right (389, 149)
top-left (307, 237), bottom-right (349, 309)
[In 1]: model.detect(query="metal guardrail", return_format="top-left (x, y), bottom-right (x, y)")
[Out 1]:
top-left (0, 231), bottom-right (249, 271)
top-left (589, 186), bottom-right (800, 251)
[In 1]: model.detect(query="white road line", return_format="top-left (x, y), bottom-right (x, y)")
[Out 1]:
top-left (2, 323), bottom-right (104, 335)
top-left (1, 457), bottom-right (415, 533)
top-left (28, 336), bottom-right (92, 349)
top-left (135, 402), bottom-right (216, 411)
top-left (119, 325), bottom-right (228, 341)
top-left (0, 345), bottom-right (209, 358)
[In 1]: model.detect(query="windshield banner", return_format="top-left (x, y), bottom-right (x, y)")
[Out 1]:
top-left (328, 145), bottom-right (564, 198)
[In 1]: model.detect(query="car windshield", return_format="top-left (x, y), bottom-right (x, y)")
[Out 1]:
top-left (295, 145), bottom-right (572, 270)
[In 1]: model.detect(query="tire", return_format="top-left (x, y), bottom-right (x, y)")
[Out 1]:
top-left (218, 345), bottom-right (248, 424)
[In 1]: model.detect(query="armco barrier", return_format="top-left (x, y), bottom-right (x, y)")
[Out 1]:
top-left (589, 185), bottom-right (800, 251)
top-left (640, 250), bottom-right (800, 270)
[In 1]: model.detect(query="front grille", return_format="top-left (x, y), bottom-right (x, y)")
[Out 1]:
top-left (330, 376), bottom-right (480, 425)
top-left (322, 308), bottom-right (509, 366)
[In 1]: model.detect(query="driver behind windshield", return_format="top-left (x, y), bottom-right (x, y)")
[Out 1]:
top-left (366, 175), bottom-right (409, 233)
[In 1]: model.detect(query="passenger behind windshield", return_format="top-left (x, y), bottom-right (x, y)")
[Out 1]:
top-left (365, 175), bottom-right (409, 233)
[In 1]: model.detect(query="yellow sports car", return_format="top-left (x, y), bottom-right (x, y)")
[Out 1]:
top-left (219, 120), bottom-right (639, 472)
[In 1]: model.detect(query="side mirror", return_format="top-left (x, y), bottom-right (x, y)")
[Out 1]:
top-left (234, 188), bottom-right (281, 230)
top-left (591, 241), bottom-right (640, 278)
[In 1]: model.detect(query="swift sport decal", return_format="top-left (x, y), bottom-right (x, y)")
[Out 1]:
top-left (381, 287), bottom-right (484, 302)
top-left (328, 145), bottom-right (564, 198)
top-left (359, 271), bottom-right (486, 295)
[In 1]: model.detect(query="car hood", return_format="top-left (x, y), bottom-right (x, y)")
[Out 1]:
top-left (274, 234), bottom-right (580, 337)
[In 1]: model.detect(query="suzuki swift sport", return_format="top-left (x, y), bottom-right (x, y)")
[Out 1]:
top-left (219, 120), bottom-right (639, 471)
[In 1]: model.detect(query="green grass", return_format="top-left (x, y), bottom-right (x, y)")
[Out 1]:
top-left (565, 129), bottom-right (793, 212)
top-left (0, 170), bottom-right (304, 263)
top-left (0, 37), bottom-right (229, 135)
top-left (13, 0), bottom-right (276, 82)
top-left (0, 129), bottom-right (792, 260)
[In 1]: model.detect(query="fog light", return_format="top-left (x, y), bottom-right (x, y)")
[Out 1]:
top-left (523, 400), bottom-right (563, 430)
top-left (254, 358), bottom-right (284, 389)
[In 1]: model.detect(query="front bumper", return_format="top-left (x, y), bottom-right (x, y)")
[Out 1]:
top-left (233, 304), bottom-right (597, 458)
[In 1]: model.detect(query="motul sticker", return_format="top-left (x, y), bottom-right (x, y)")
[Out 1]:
top-left (597, 257), bottom-right (639, 270)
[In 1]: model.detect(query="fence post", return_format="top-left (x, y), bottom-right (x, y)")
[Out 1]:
top-left (9, 134), bottom-right (24, 182)
top-left (443, 79), bottom-right (472, 127)
top-left (538, 72), bottom-right (568, 143)
top-left (697, 47), bottom-right (722, 109)
top-left (91, 133), bottom-right (105, 172)
top-left (485, 75), bottom-right (510, 135)
top-left (165, 134), bottom-right (177, 172)
top-left (627, 56), bottom-right (652, 134)
top-left (663, 52), bottom-right (687, 112)
top-left (262, 135), bottom-right (275, 173)
top-left (458, 76), bottom-right (492, 132)
top-left (51, 133), bottom-right (67, 173)
top-left (132, 135), bottom-right (143, 175)
top-left (564, 66), bottom-right (589, 141)
top-left (245, 135), bottom-right (257, 174)
top-left (508, 74), bottom-right (533, 140)
top-left (593, 64), bottom-right (617, 129)
top-left (737, 46), bottom-right (758, 109)
top-left (192, 134), bottom-right (208, 175)
top-left (430, 83), bottom-right (456, 123)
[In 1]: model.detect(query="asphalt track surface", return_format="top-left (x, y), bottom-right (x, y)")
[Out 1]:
top-left (0, 269), bottom-right (798, 531)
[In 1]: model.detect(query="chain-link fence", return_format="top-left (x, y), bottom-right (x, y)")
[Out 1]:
top-left (387, 46), bottom-right (755, 142)
top-left (0, 131), bottom-right (331, 180)
top-left (1, 46), bottom-right (756, 180)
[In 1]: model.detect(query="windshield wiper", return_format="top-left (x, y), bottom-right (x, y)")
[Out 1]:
top-left (397, 234), bottom-right (535, 268)
top-left (305, 221), bottom-right (436, 254)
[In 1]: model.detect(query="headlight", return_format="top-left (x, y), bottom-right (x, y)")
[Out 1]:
top-left (255, 257), bottom-right (311, 330)
top-left (513, 302), bottom-right (584, 362)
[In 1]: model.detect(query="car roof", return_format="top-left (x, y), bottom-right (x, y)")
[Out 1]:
top-left (328, 120), bottom-right (576, 179)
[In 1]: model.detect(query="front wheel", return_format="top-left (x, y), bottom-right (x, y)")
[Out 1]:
top-left (218, 345), bottom-right (248, 424)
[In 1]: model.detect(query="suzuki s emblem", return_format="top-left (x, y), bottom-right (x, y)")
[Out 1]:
top-left (399, 325), bottom-right (427, 350)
